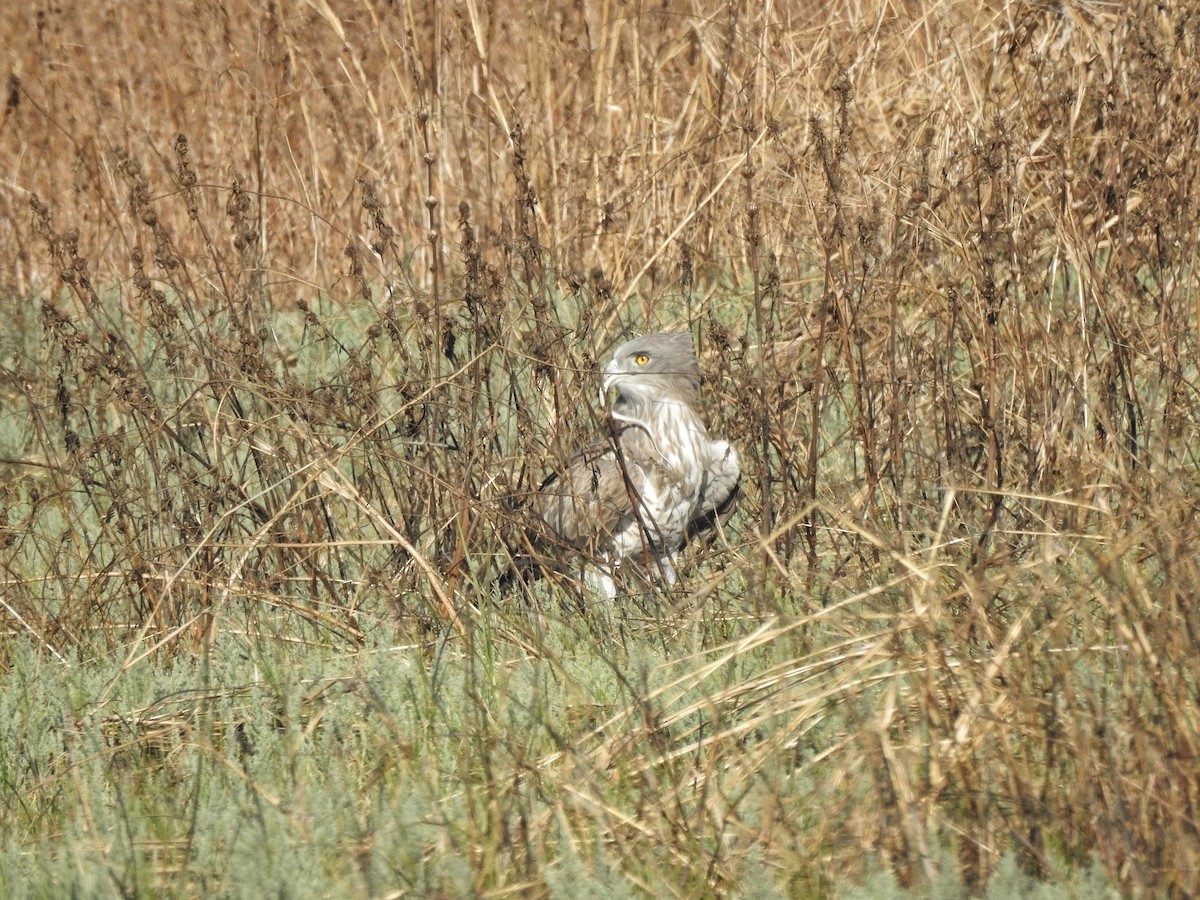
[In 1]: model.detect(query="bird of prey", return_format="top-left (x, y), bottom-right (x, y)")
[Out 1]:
top-left (531, 331), bottom-right (740, 600)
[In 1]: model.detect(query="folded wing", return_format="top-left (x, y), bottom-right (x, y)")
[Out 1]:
top-left (533, 438), bottom-right (643, 553)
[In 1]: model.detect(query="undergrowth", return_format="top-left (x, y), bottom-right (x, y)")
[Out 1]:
top-left (1, 0), bottom-right (1198, 895)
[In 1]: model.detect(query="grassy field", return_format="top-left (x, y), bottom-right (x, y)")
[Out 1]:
top-left (1, 0), bottom-right (1198, 895)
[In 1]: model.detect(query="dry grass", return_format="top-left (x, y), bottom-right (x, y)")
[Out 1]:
top-left (2, 0), bottom-right (1199, 895)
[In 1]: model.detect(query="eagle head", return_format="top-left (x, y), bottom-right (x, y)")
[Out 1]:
top-left (600, 331), bottom-right (702, 412)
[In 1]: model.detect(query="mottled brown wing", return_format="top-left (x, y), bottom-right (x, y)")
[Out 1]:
top-left (533, 439), bottom-right (643, 549)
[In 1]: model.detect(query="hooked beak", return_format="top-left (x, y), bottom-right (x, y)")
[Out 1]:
top-left (600, 364), bottom-right (619, 409)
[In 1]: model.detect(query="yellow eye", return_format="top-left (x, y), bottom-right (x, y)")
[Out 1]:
top-left (634, 353), bottom-right (650, 365)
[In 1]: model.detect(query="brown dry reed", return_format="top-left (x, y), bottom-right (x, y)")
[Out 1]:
top-left (2, 0), bottom-right (1199, 895)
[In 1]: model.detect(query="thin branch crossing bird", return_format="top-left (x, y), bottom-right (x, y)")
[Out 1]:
top-left (529, 331), bottom-right (740, 600)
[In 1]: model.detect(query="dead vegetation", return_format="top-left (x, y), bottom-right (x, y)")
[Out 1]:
top-left (2, 0), bottom-right (1199, 894)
